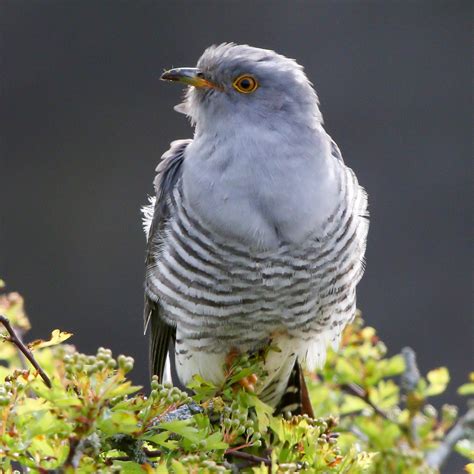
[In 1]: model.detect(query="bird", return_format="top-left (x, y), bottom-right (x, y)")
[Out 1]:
top-left (143, 43), bottom-right (369, 415)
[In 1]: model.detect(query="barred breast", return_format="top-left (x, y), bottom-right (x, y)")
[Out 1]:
top-left (145, 156), bottom-right (368, 395)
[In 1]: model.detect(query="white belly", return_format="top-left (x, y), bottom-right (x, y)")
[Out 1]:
top-left (172, 333), bottom-right (315, 407)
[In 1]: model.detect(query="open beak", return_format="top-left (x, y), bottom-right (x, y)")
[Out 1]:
top-left (160, 67), bottom-right (219, 89)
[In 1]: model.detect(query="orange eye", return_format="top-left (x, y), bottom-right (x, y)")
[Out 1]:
top-left (232, 75), bottom-right (259, 94)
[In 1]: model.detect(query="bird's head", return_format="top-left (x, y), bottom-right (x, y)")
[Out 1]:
top-left (161, 43), bottom-right (322, 132)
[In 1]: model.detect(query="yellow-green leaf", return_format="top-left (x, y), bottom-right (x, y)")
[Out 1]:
top-left (170, 459), bottom-right (188, 474)
top-left (102, 380), bottom-right (142, 400)
top-left (356, 451), bottom-right (379, 468)
top-left (426, 367), bottom-right (450, 396)
top-left (458, 383), bottom-right (474, 396)
top-left (383, 354), bottom-right (406, 377)
top-left (28, 329), bottom-right (73, 351)
top-left (456, 439), bottom-right (474, 461)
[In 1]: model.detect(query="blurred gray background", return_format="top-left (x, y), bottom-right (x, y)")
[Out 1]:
top-left (1, 1), bottom-right (471, 471)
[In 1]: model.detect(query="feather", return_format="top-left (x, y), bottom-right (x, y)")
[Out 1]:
top-left (143, 139), bottom-right (191, 380)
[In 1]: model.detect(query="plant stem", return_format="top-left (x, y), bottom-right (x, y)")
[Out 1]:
top-left (143, 448), bottom-right (162, 458)
top-left (0, 314), bottom-right (52, 388)
top-left (225, 450), bottom-right (271, 466)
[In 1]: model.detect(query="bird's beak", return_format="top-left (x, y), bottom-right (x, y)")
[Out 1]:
top-left (160, 67), bottom-right (219, 90)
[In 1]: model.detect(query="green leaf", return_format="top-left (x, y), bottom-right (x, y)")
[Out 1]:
top-left (369, 380), bottom-right (400, 410)
top-left (25, 411), bottom-right (71, 437)
top-left (102, 380), bottom-right (142, 400)
top-left (112, 461), bottom-right (153, 473)
top-left (187, 374), bottom-right (217, 401)
top-left (227, 367), bottom-right (255, 385)
top-left (98, 409), bottom-right (139, 435)
top-left (1, 289), bottom-right (467, 473)
top-left (170, 459), bottom-right (189, 474)
top-left (355, 450), bottom-right (379, 469)
top-left (158, 419), bottom-right (203, 443)
top-left (357, 417), bottom-right (401, 450)
top-left (31, 383), bottom-right (81, 407)
top-left (204, 431), bottom-right (228, 450)
top-left (340, 394), bottom-right (369, 415)
top-left (383, 354), bottom-right (406, 377)
top-left (335, 358), bottom-right (362, 385)
top-left (142, 431), bottom-right (178, 449)
top-left (247, 393), bottom-right (273, 432)
top-left (154, 464), bottom-right (169, 474)
top-left (15, 397), bottom-right (50, 415)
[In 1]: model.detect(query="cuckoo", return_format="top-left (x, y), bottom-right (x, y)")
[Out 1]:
top-left (143, 43), bottom-right (369, 415)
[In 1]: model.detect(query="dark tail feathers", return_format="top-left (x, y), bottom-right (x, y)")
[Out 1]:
top-left (276, 360), bottom-right (314, 417)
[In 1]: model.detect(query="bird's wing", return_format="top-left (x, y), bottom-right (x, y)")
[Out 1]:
top-left (143, 139), bottom-right (192, 381)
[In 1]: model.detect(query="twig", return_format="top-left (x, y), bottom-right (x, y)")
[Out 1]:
top-left (400, 347), bottom-right (421, 394)
top-left (400, 347), bottom-right (422, 445)
top-left (425, 404), bottom-right (474, 470)
top-left (108, 455), bottom-right (131, 462)
top-left (0, 315), bottom-right (51, 388)
top-left (224, 442), bottom-right (253, 454)
top-left (341, 382), bottom-right (389, 420)
top-left (64, 437), bottom-right (80, 469)
top-left (225, 450), bottom-right (271, 466)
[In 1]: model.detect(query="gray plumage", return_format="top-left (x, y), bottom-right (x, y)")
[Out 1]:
top-left (143, 43), bottom-right (368, 409)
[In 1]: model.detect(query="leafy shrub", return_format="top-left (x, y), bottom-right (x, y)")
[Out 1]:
top-left (0, 282), bottom-right (472, 473)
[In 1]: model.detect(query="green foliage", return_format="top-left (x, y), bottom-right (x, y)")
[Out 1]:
top-left (307, 318), bottom-right (472, 473)
top-left (0, 286), bottom-right (472, 473)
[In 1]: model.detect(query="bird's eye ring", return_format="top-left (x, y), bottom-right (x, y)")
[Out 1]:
top-left (232, 75), bottom-right (258, 94)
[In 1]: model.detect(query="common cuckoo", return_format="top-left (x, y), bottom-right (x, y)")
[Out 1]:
top-left (143, 43), bottom-right (369, 414)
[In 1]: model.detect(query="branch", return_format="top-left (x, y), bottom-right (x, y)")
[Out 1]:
top-left (225, 450), bottom-right (271, 466)
top-left (0, 315), bottom-right (51, 388)
top-left (425, 403), bottom-right (474, 470)
top-left (64, 437), bottom-right (80, 469)
top-left (399, 347), bottom-right (424, 446)
top-left (144, 448), bottom-right (162, 458)
top-left (63, 433), bottom-right (101, 469)
top-left (400, 347), bottom-right (421, 394)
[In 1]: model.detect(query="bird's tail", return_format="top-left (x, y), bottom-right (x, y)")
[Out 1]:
top-left (276, 360), bottom-right (314, 417)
